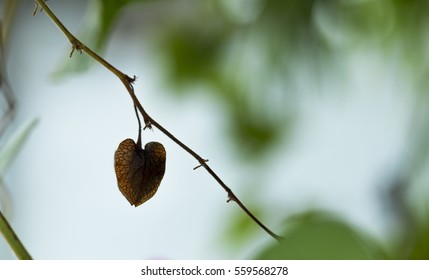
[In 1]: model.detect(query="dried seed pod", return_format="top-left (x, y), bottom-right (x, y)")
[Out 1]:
top-left (114, 138), bottom-right (166, 206)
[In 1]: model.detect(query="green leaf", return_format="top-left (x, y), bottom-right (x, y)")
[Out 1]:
top-left (0, 119), bottom-right (38, 175)
top-left (160, 28), bottom-right (228, 89)
top-left (408, 222), bottom-right (429, 259)
top-left (255, 210), bottom-right (388, 260)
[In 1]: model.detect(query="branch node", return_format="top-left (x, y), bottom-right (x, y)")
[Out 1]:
top-left (32, 2), bottom-right (43, 16)
top-left (69, 39), bottom-right (83, 58)
top-left (193, 159), bottom-right (209, 170)
top-left (127, 75), bottom-right (137, 84)
top-left (226, 193), bottom-right (236, 203)
top-left (143, 121), bottom-right (152, 130)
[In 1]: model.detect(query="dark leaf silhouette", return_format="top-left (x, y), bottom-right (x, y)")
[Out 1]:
top-left (114, 138), bottom-right (166, 206)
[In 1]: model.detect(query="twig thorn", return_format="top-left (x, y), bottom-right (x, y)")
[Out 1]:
top-left (143, 121), bottom-right (152, 130)
top-left (193, 159), bottom-right (209, 170)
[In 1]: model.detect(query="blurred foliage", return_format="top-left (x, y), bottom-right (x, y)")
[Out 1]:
top-left (253, 209), bottom-right (429, 260)
top-left (0, 119), bottom-right (38, 217)
top-left (256, 211), bottom-right (388, 260)
top-left (223, 202), bottom-right (265, 250)
top-left (409, 223), bottom-right (429, 259)
top-left (55, 0), bottom-right (152, 75)
top-left (0, 119), bottom-right (37, 175)
top-left (57, 0), bottom-right (429, 259)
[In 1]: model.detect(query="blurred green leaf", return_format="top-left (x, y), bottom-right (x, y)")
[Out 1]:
top-left (98, 0), bottom-right (137, 44)
top-left (0, 119), bottom-right (38, 216)
top-left (255, 211), bottom-right (387, 260)
top-left (228, 107), bottom-right (286, 159)
top-left (223, 203), bottom-right (264, 249)
top-left (160, 26), bottom-right (230, 91)
top-left (408, 222), bottom-right (429, 260)
top-left (0, 119), bottom-right (38, 175)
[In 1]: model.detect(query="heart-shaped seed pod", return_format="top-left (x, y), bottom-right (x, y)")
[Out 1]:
top-left (114, 138), bottom-right (166, 207)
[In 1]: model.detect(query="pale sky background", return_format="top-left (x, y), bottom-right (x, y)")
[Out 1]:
top-left (0, 1), bottom-right (412, 259)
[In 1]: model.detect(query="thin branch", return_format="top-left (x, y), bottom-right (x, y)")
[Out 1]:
top-left (34, 0), bottom-right (282, 242)
top-left (0, 210), bottom-right (32, 259)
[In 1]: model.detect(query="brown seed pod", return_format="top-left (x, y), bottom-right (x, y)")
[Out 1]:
top-left (114, 138), bottom-right (166, 207)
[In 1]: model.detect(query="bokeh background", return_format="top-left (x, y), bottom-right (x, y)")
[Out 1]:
top-left (0, 0), bottom-right (428, 259)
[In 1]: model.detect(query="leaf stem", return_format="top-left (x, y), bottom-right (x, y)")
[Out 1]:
top-left (0, 211), bottom-right (32, 259)
top-left (34, 0), bottom-right (282, 242)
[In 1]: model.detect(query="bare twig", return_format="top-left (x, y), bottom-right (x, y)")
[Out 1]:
top-left (34, 0), bottom-right (282, 242)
